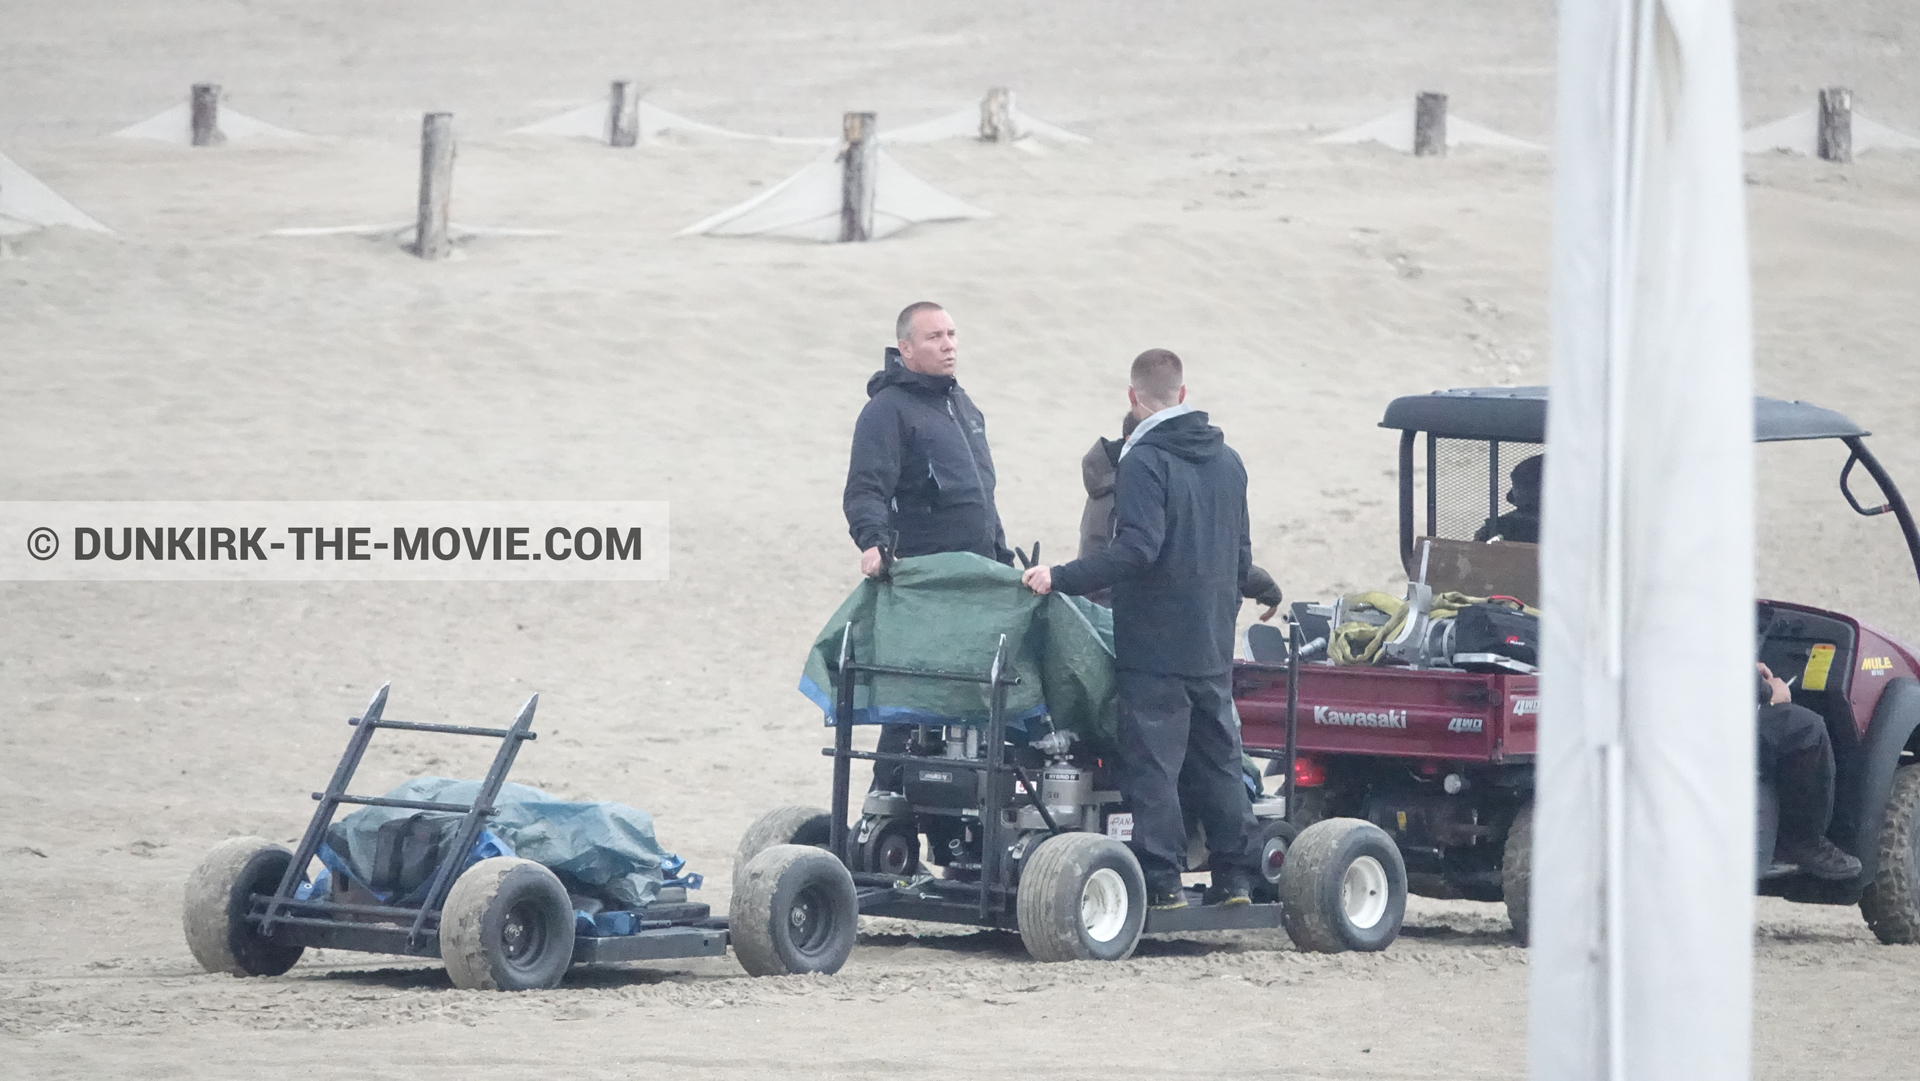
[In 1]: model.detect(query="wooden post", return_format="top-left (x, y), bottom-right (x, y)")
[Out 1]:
top-left (979, 87), bottom-right (1014, 142)
top-left (838, 111), bottom-right (877, 243)
top-left (1818, 87), bottom-right (1852, 164)
top-left (191, 84), bottom-right (224, 147)
top-left (609, 80), bottom-right (640, 147)
top-left (412, 112), bottom-right (455, 260)
top-left (1413, 92), bottom-right (1448, 156)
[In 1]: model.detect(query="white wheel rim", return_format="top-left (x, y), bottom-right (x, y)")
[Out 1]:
top-left (1341, 855), bottom-right (1390, 930)
top-left (1081, 867), bottom-right (1129, 943)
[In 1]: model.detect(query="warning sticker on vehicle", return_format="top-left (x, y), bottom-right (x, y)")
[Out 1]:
top-left (1803, 644), bottom-right (1836, 692)
top-left (1107, 813), bottom-right (1133, 842)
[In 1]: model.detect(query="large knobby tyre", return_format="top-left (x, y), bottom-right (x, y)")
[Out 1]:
top-left (730, 844), bottom-right (859, 977)
top-left (734, 806), bottom-right (833, 895)
top-left (1248, 819), bottom-right (1300, 905)
top-left (1016, 832), bottom-right (1147, 963)
top-left (1860, 763), bottom-right (1920, 944)
top-left (1277, 817), bottom-right (1408, 953)
top-left (183, 836), bottom-right (307, 977)
top-left (440, 857), bottom-right (575, 991)
top-left (1504, 800), bottom-right (1534, 943)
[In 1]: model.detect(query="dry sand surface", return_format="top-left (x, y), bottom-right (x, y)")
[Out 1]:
top-left (4, 2), bottom-right (1919, 1078)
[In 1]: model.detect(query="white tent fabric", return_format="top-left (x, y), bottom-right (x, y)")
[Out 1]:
top-left (0, 150), bottom-right (112, 236)
top-left (514, 99), bottom-right (833, 146)
top-left (1532, 0), bottom-right (1754, 1079)
top-left (880, 106), bottom-right (1090, 144)
top-left (1316, 102), bottom-right (1544, 151)
top-left (677, 150), bottom-right (989, 241)
top-left (1742, 108), bottom-right (1920, 154)
top-left (111, 102), bottom-right (306, 143)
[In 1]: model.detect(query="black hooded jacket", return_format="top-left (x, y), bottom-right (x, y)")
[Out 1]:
top-left (1049, 410), bottom-right (1252, 677)
top-left (844, 348), bottom-right (1010, 562)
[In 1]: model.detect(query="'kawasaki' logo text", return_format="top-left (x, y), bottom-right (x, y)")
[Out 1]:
top-left (1313, 706), bottom-right (1407, 729)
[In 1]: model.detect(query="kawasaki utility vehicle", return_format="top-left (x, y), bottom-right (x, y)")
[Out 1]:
top-left (1234, 387), bottom-right (1920, 944)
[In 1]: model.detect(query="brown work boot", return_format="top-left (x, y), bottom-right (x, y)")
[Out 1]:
top-left (1776, 837), bottom-right (1862, 881)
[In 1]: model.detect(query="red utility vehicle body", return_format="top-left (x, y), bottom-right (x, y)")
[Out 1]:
top-left (1235, 663), bottom-right (1537, 766)
top-left (1235, 602), bottom-right (1920, 765)
top-left (1769, 601), bottom-right (1920, 738)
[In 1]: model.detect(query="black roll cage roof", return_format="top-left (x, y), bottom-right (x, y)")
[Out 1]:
top-left (1380, 387), bottom-right (1920, 588)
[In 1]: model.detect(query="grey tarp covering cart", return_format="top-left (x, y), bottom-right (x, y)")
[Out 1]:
top-left (181, 685), bottom-right (839, 991)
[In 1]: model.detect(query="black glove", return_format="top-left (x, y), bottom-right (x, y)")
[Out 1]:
top-left (1242, 565), bottom-right (1283, 609)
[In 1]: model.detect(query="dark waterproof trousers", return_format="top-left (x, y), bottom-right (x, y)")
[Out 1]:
top-left (1116, 669), bottom-right (1258, 883)
top-left (1757, 702), bottom-right (1836, 844)
top-left (872, 724), bottom-right (910, 792)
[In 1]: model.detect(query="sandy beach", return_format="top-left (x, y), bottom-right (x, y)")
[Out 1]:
top-left (3, 2), bottom-right (1919, 1077)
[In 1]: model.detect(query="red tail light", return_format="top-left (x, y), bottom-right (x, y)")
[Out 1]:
top-left (1293, 755), bottom-right (1327, 788)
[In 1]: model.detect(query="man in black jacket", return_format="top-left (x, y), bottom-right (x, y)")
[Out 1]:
top-left (1023, 348), bottom-right (1261, 907)
top-left (845, 301), bottom-right (1011, 790)
top-left (844, 301), bottom-right (1011, 575)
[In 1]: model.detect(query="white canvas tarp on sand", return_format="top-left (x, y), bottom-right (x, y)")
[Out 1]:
top-left (678, 150), bottom-right (989, 241)
top-left (1532, 0), bottom-right (1754, 1080)
top-left (1742, 108), bottom-right (1920, 154)
top-left (0, 151), bottom-right (112, 236)
top-left (111, 102), bottom-right (306, 143)
top-left (1318, 102), bottom-right (1544, 152)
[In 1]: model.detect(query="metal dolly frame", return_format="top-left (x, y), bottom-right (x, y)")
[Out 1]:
top-left (246, 684), bottom-right (727, 966)
top-left (823, 626), bottom-right (1288, 935)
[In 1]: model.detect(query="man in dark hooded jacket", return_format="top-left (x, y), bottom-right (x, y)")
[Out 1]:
top-left (1080, 411), bottom-right (1283, 618)
top-left (1024, 348), bottom-right (1261, 908)
top-left (845, 301), bottom-right (1011, 573)
top-left (845, 301), bottom-right (1011, 790)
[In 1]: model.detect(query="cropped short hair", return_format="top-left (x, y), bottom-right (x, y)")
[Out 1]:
top-left (896, 301), bottom-right (946, 342)
top-left (1130, 348), bottom-right (1184, 406)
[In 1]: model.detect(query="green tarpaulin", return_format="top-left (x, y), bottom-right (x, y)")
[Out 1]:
top-left (797, 552), bottom-right (1119, 753)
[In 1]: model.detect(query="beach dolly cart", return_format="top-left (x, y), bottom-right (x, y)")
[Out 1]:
top-left (183, 685), bottom-right (735, 990)
top-left (733, 626), bottom-right (1393, 966)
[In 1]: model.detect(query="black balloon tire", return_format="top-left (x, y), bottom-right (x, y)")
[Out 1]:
top-left (734, 806), bottom-right (834, 895)
top-left (1249, 819), bottom-right (1300, 904)
top-left (182, 836), bottom-right (307, 977)
top-left (1276, 817), bottom-right (1408, 954)
top-left (730, 844), bottom-right (859, 977)
top-left (861, 822), bottom-right (922, 878)
top-left (440, 857), bottom-right (576, 991)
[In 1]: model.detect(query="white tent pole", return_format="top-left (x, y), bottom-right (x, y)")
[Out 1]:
top-left (1533, 0), bottom-right (1756, 1079)
top-left (1597, 6), bottom-right (1657, 1075)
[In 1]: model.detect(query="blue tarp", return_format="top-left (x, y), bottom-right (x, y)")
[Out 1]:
top-left (325, 777), bottom-right (695, 909)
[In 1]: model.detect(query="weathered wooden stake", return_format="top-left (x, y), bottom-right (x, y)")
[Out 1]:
top-left (1413, 92), bottom-right (1448, 157)
top-left (979, 87), bottom-right (1014, 142)
top-left (609, 80), bottom-right (640, 147)
top-left (191, 84), bottom-right (224, 147)
top-left (412, 112), bottom-right (455, 260)
top-left (838, 111), bottom-right (877, 243)
top-left (1818, 87), bottom-right (1852, 164)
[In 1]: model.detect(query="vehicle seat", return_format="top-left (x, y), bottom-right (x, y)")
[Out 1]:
top-left (1415, 537), bottom-right (1539, 607)
top-left (1245, 622), bottom-right (1288, 664)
